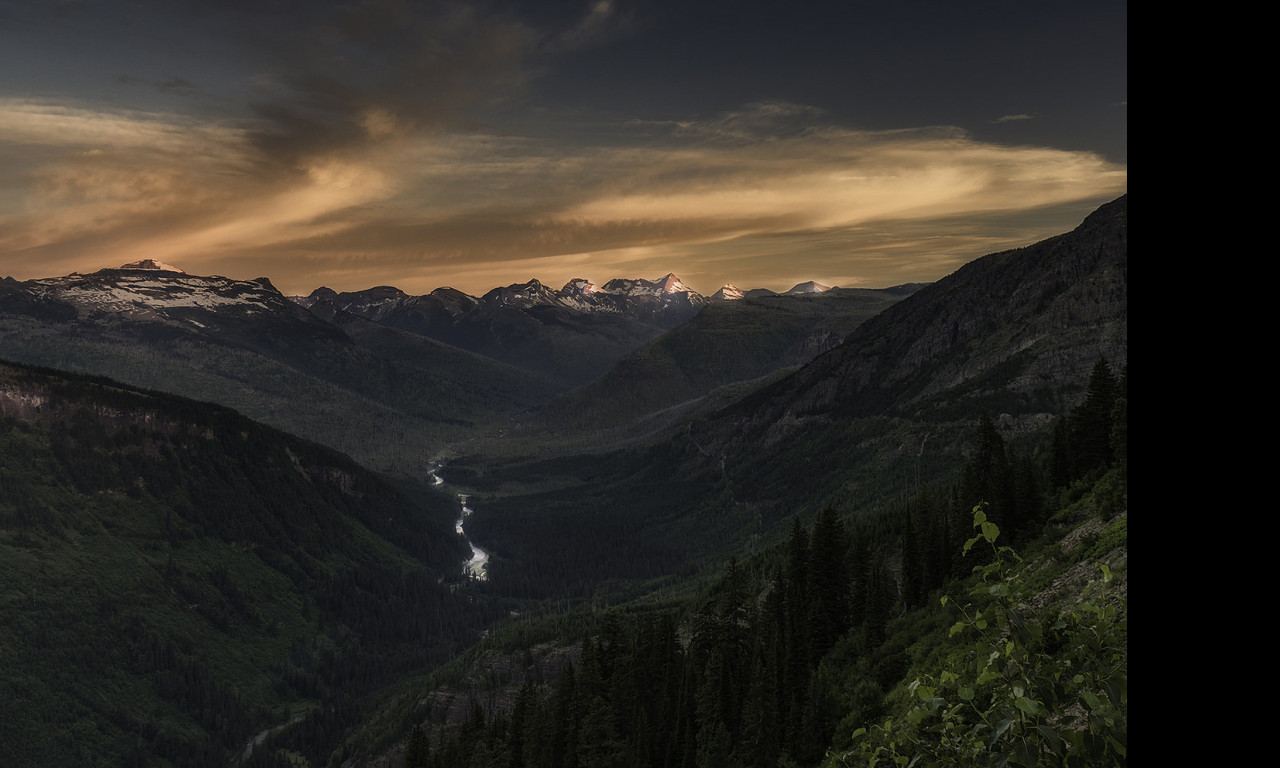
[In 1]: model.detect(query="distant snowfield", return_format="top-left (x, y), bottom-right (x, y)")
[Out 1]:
top-left (31, 274), bottom-right (275, 315)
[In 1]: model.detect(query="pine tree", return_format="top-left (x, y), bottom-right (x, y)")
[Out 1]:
top-left (960, 412), bottom-right (1014, 533)
top-left (1070, 357), bottom-right (1118, 475)
top-left (405, 724), bottom-right (430, 768)
top-left (781, 517), bottom-right (811, 754)
top-left (807, 507), bottom-right (851, 658)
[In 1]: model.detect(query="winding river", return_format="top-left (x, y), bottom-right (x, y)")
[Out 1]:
top-left (430, 466), bottom-right (489, 580)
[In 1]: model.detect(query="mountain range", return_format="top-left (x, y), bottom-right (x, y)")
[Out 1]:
top-left (0, 261), bottom-right (890, 470)
top-left (0, 194), bottom-right (1127, 767)
top-left (295, 273), bottom-right (848, 388)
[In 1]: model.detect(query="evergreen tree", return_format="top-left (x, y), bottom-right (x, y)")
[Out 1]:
top-left (1070, 357), bottom-right (1118, 475)
top-left (550, 663), bottom-right (580, 768)
top-left (781, 518), bottom-right (812, 754)
top-left (807, 507), bottom-right (851, 658)
top-left (405, 724), bottom-right (430, 768)
top-left (960, 412), bottom-right (1015, 533)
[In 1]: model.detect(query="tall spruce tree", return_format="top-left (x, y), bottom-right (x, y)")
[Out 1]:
top-left (405, 725), bottom-right (430, 768)
top-left (1070, 357), bottom-right (1118, 476)
top-left (808, 507), bottom-right (851, 659)
top-left (960, 412), bottom-right (1015, 533)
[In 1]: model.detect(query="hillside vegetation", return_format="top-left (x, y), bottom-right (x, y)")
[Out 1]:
top-left (304, 359), bottom-right (1128, 768)
top-left (0, 361), bottom-right (502, 767)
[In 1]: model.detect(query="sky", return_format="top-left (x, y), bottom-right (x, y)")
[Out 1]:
top-left (0, 0), bottom-right (1126, 297)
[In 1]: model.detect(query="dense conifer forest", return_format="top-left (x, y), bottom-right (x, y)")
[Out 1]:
top-left (275, 359), bottom-right (1127, 768)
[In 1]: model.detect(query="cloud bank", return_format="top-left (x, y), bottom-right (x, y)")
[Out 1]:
top-left (0, 1), bottom-right (1126, 296)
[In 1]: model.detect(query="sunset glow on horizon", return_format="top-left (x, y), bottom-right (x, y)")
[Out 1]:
top-left (0, 1), bottom-right (1126, 298)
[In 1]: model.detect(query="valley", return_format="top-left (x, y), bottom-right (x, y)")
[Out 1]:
top-left (0, 196), bottom-right (1127, 768)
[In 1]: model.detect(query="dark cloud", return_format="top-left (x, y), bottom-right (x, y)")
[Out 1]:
top-left (116, 75), bottom-right (200, 96)
top-left (233, 1), bottom-right (538, 168)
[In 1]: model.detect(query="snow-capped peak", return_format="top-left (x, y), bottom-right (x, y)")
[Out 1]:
top-left (656, 273), bottom-right (690, 294)
top-left (118, 259), bottom-right (185, 273)
top-left (562, 278), bottom-right (597, 295)
top-left (599, 274), bottom-right (694, 298)
top-left (784, 281), bottom-right (833, 295)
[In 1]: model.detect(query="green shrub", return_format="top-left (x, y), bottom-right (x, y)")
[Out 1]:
top-left (835, 504), bottom-right (1127, 767)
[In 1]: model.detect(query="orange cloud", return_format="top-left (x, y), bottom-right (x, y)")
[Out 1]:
top-left (0, 99), bottom-right (1125, 297)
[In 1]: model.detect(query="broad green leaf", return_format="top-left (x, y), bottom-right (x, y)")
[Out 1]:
top-left (1014, 736), bottom-right (1037, 766)
top-left (1107, 736), bottom-right (1127, 757)
top-left (991, 717), bottom-right (1015, 742)
top-left (1036, 724), bottom-right (1064, 753)
top-left (1103, 678), bottom-right (1124, 705)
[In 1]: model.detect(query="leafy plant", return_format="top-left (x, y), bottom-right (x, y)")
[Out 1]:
top-left (838, 504), bottom-right (1126, 767)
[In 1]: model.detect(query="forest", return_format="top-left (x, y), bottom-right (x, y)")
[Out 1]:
top-left (263, 359), bottom-right (1128, 768)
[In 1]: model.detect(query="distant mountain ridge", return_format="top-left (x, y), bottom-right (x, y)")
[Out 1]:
top-left (0, 260), bottom-right (860, 465)
top-left (293, 271), bottom-right (848, 387)
top-left (292, 271), bottom-right (846, 318)
top-left (0, 266), bottom-right (559, 473)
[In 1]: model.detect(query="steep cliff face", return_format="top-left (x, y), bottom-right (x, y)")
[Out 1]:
top-left (733, 195), bottom-right (1127, 427)
top-left (663, 196), bottom-right (1128, 514)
